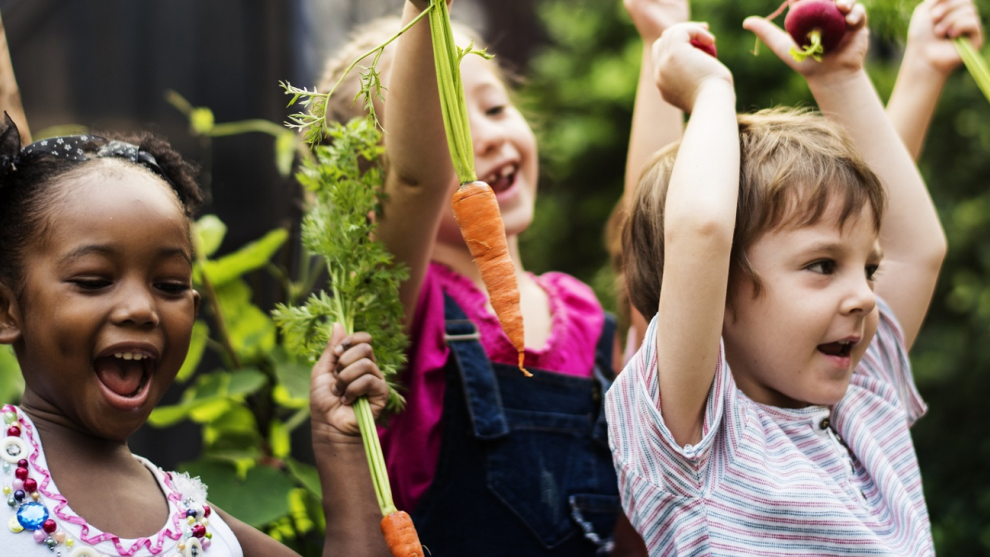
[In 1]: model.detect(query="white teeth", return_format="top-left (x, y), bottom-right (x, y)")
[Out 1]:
top-left (113, 352), bottom-right (146, 361)
top-left (838, 341), bottom-right (851, 345)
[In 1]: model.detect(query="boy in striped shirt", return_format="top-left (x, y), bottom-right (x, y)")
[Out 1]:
top-left (607, 2), bottom-right (942, 555)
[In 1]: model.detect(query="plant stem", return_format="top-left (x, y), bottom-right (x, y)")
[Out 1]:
top-left (197, 269), bottom-right (243, 369)
top-left (429, 0), bottom-right (477, 183)
top-left (954, 38), bottom-right (990, 106)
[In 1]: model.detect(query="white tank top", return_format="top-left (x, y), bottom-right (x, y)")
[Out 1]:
top-left (1, 405), bottom-right (244, 557)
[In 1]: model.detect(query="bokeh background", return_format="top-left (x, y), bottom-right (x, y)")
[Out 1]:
top-left (0, 0), bottom-right (988, 553)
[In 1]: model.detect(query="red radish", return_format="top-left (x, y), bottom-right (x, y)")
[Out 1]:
top-left (783, 0), bottom-right (847, 62)
top-left (690, 39), bottom-right (718, 58)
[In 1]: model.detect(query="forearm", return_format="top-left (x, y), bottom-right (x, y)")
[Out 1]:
top-left (886, 48), bottom-right (950, 160)
top-left (810, 70), bottom-right (945, 344)
top-left (316, 438), bottom-right (391, 557)
top-left (624, 45), bottom-right (684, 203)
top-left (0, 13), bottom-right (29, 144)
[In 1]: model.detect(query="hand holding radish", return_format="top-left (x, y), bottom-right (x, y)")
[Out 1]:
top-left (652, 22), bottom-right (731, 112)
top-left (625, 0), bottom-right (691, 43)
top-left (744, 0), bottom-right (868, 79)
top-left (907, 0), bottom-right (984, 76)
top-left (311, 322), bottom-right (389, 444)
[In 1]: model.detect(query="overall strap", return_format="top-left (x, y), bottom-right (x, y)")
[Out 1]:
top-left (442, 293), bottom-right (510, 440)
top-left (591, 312), bottom-right (617, 445)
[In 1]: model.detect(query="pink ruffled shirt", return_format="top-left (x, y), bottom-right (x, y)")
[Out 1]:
top-left (379, 262), bottom-right (605, 513)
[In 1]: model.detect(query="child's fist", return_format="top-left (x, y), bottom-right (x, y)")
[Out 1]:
top-left (652, 22), bottom-right (732, 113)
top-left (908, 0), bottom-right (984, 76)
top-left (625, 0), bottom-right (691, 43)
top-left (744, 0), bottom-right (869, 80)
top-left (310, 323), bottom-right (389, 443)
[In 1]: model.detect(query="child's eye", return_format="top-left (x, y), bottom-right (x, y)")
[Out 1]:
top-left (156, 282), bottom-right (191, 295)
top-left (70, 278), bottom-right (111, 290)
top-left (806, 260), bottom-right (836, 275)
top-left (486, 105), bottom-right (506, 117)
top-left (866, 264), bottom-right (881, 281)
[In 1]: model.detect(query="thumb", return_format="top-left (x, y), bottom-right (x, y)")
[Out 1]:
top-left (743, 16), bottom-right (797, 63)
top-left (329, 322), bottom-right (347, 351)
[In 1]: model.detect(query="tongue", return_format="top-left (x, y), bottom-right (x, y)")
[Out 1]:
top-left (95, 357), bottom-right (144, 397)
top-left (818, 342), bottom-right (844, 356)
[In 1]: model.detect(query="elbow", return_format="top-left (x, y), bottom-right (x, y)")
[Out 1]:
top-left (665, 214), bottom-right (735, 253)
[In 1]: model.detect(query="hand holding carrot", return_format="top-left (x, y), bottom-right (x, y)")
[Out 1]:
top-left (311, 322), bottom-right (388, 444)
top-left (744, 0), bottom-right (868, 80)
top-left (652, 22), bottom-right (731, 113)
top-left (625, 0), bottom-right (691, 44)
top-left (907, 0), bottom-right (984, 77)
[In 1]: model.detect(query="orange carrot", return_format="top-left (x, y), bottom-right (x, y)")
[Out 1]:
top-left (380, 511), bottom-right (424, 557)
top-left (451, 181), bottom-right (530, 376)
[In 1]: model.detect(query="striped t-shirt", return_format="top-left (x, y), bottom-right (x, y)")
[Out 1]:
top-left (605, 298), bottom-right (934, 556)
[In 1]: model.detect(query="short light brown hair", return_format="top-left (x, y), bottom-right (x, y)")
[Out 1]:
top-left (624, 107), bottom-right (886, 321)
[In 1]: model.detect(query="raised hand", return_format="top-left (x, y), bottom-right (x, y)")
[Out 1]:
top-left (908, 0), bottom-right (984, 76)
top-left (625, 0), bottom-right (691, 43)
top-left (310, 323), bottom-right (388, 443)
top-left (652, 22), bottom-right (732, 113)
top-left (743, 0), bottom-right (868, 81)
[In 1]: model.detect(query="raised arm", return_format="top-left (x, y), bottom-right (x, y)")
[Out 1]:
top-left (377, 0), bottom-right (458, 327)
top-left (0, 11), bottom-right (30, 144)
top-left (649, 23), bottom-right (738, 447)
top-left (745, 0), bottom-right (947, 349)
top-left (622, 0), bottom-right (689, 203)
top-left (887, 0), bottom-right (984, 160)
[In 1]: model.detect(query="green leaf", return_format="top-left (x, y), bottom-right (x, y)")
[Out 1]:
top-left (200, 229), bottom-right (288, 287)
top-left (285, 458), bottom-right (323, 500)
top-left (203, 404), bottom-right (262, 451)
top-left (228, 369), bottom-right (268, 396)
top-left (176, 320), bottom-right (210, 383)
top-left (271, 347), bottom-right (312, 402)
top-left (180, 460), bottom-right (295, 528)
top-left (0, 346), bottom-right (23, 406)
top-left (274, 132), bottom-right (298, 177)
top-left (190, 107), bottom-right (215, 135)
top-left (214, 280), bottom-right (278, 360)
top-left (269, 419), bottom-right (291, 459)
top-left (193, 215), bottom-right (227, 258)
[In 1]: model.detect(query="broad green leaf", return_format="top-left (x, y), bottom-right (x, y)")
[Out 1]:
top-left (193, 215), bottom-right (227, 258)
top-left (288, 488), bottom-right (316, 534)
top-left (147, 403), bottom-right (192, 427)
top-left (176, 320), bottom-right (210, 383)
top-left (272, 347), bottom-right (312, 402)
top-left (285, 458), bottom-right (322, 500)
top-left (269, 419), bottom-right (291, 459)
top-left (274, 132), bottom-right (297, 177)
top-left (203, 404), bottom-right (261, 450)
top-left (200, 229), bottom-right (288, 287)
top-left (215, 281), bottom-right (278, 360)
top-left (189, 399), bottom-right (232, 423)
top-left (180, 460), bottom-right (295, 528)
top-left (190, 107), bottom-right (215, 135)
top-left (228, 369), bottom-right (268, 396)
top-left (0, 346), bottom-right (23, 406)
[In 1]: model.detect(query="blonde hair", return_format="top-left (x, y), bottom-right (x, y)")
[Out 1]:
top-left (317, 16), bottom-right (493, 127)
top-left (624, 107), bottom-right (886, 321)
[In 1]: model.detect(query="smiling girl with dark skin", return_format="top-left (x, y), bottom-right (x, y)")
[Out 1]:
top-left (0, 116), bottom-right (391, 557)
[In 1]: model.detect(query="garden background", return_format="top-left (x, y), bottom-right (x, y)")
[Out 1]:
top-left (0, 0), bottom-right (988, 553)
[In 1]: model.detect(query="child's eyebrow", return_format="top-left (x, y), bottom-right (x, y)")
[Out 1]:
top-left (61, 245), bottom-right (192, 265)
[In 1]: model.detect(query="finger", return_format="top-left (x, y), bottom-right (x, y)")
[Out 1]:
top-left (338, 372), bottom-right (389, 406)
top-left (313, 323), bottom-right (346, 380)
top-left (743, 15), bottom-right (796, 60)
top-left (931, 0), bottom-right (972, 23)
top-left (337, 341), bottom-right (377, 369)
top-left (938, 9), bottom-right (981, 39)
top-left (835, 0), bottom-right (854, 15)
top-left (846, 3), bottom-right (868, 31)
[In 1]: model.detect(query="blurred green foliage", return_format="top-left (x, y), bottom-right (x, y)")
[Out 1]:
top-left (521, 0), bottom-right (990, 552)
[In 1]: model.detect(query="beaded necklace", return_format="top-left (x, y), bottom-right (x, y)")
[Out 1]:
top-left (2, 405), bottom-right (214, 557)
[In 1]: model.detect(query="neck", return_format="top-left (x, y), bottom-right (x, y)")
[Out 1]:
top-left (18, 396), bottom-right (133, 465)
top-left (432, 234), bottom-right (526, 289)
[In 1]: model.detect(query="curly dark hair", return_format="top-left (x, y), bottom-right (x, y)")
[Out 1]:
top-left (0, 114), bottom-right (203, 287)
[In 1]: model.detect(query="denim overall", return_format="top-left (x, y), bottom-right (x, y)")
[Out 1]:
top-left (412, 293), bottom-right (621, 556)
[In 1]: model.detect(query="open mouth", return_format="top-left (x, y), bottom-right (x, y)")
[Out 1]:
top-left (817, 340), bottom-right (853, 358)
top-left (482, 164), bottom-right (518, 195)
top-left (94, 352), bottom-right (154, 399)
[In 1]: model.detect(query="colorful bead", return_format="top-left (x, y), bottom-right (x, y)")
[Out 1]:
top-left (182, 538), bottom-right (204, 557)
top-left (200, 517), bottom-right (209, 527)
top-left (45, 537), bottom-right (57, 548)
top-left (202, 504), bottom-right (211, 517)
top-left (66, 538), bottom-right (74, 547)
top-left (7, 514), bottom-right (23, 532)
top-left (6, 497), bottom-right (14, 508)
top-left (7, 426), bottom-right (20, 437)
top-left (12, 479), bottom-right (22, 491)
top-left (16, 501), bottom-right (49, 530)
top-left (54, 529), bottom-right (66, 543)
top-left (1, 437), bottom-right (28, 464)
top-left (187, 516), bottom-right (195, 525)
top-left (191, 524), bottom-right (206, 538)
top-left (30, 491), bottom-right (39, 501)
top-left (2, 411), bottom-right (15, 425)
top-left (23, 478), bottom-right (37, 492)
top-left (185, 508), bottom-right (197, 518)
top-left (16, 459), bottom-right (26, 468)
top-left (42, 518), bottom-right (56, 533)
top-left (2, 462), bottom-right (9, 473)
top-left (13, 489), bottom-right (24, 501)
top-left (202, 538), bottom-right (211, 550)
top-left (14, 467), bottom-right (27, 480)
top-left (205, 532), bottom-right (212, 539)
top-left (33, 528), bottom-right (46, 542)
top-left (2, 485), bottom-right (9, 495)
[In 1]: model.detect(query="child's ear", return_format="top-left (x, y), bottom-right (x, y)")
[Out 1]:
top-left (0, 282), bottom-right (21, 344)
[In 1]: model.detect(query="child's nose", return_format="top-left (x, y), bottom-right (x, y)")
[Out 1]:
top-left (112, 284), bottom-right (160, 327)
top-left (471, 116), bottom-right (506, 158)
top-left (840, 276), bottom-right (877, 316)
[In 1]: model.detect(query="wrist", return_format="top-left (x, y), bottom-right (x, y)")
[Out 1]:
top-left (312, 423), bottom-right (364, 447)
top-left (806, 68), bottom-right (869, 101)
top-left (901, 44), bottom-right (955, 80)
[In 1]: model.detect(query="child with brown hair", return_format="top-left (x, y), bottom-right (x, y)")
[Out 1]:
top-left (606, 0), bottom-right (945, 553)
